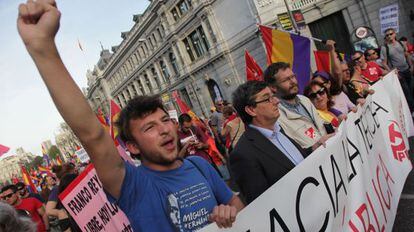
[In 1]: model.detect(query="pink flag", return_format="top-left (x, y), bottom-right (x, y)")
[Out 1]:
top-left (0, 144), bottom-right (10, 157)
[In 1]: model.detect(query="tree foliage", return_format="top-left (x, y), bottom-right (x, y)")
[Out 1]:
top-left (48, 145), bottom-right (61, 160)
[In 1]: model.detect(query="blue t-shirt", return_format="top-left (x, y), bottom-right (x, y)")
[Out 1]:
top-left (109, 156), bottom-right (233, 232)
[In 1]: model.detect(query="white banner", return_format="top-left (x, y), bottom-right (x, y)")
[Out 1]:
top-left (202, 71), bottom-right (413, 231)
top-left (75, 148), bottom-right (90, 163)
top-left (379, 4), bottom-right (399, 35)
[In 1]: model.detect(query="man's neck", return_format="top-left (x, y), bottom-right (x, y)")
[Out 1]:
top-left (13, 198), bottom-right (22, 206)
top-left (143, 159), bottom-right (183, 171)
top-left (251, 119), bottom-right (276, 131)
top-left (280, 96), bottom-right (298, 105)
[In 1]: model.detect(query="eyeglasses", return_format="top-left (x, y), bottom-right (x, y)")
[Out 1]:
top-left (367, 51), bottom-right (377, 56)
top-left (342, 68), bottom-right (350, 73)
top-left (277, 74), bottom-right (297, 84)
top-left (254, 93), bottom-right (278, 105)
top-left (2, 192), bottom-right (14, 200)
top-left (308, 87), bottom-right (326, 99)
top-left (385, 32), bottom-right (394, 37)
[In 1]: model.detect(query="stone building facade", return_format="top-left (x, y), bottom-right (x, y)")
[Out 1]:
top-left (86, 0), bottom-right (267, 118)
top-left (86, 0), bottom-right (413, 117)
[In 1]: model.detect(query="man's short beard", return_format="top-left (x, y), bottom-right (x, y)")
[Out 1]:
top-left (281, 93), bottom-right (297, 100)
top-left (141, 151), bottom-right (178, 166)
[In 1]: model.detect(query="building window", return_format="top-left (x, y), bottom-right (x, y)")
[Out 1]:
top-left (180, 88), bottom-right (193, 108)
top-left (130, 85), bottom-right (137, 97)
top-left (144, 74), bottom-right (152, 92)
top-left (159, 60), bottom-right (170, 82)
top-left (169, 52), bottom-right (179, 74)
top-left (178, 0), bottom-right (189, 15)
top-left (171, 8), bottom-right (180, 22)
top-left (183, 38), bottom-right (195, 61)
top-left (157, 28), bottom-right (164, 40)
top-left (203, 17), bottom-right (217, 43)
top-left (151, 67), bottom-right (162, 87)
top-left (183, 26), bottom-right (210, 61)
top-left (137, 79), bottom-right (145, 93)
top-left (152, 33), bottom-right (157, 45)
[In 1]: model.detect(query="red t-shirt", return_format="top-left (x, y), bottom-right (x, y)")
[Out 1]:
top-left (15, 197), bottom-right (46, 232)
top-left (361, 61), bottom-right (383, 82)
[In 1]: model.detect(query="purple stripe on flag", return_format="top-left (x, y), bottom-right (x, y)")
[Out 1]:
top-left (291, 34), bottom-right (311, 93)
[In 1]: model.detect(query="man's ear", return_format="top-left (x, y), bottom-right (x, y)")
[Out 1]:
top-left (126, 141), bottom-right (140, 155)
top-left (269, 85), bottom-right (277, 94)
top-left (245, 105), bottom-right (256, 118)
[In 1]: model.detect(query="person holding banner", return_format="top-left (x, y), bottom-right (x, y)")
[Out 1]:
top-left (230, 81), bottom-right (310, 204)
top-left (263, 62), bottom-right (333, 151)
top-left (16, 1), bottom-right (244, 231)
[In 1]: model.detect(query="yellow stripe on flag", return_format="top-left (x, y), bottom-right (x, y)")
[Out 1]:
top-left (271, 30), bottom-right (294, 65)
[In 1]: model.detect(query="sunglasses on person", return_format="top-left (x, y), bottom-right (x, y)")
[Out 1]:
top-left (385, 32), bottom-right (394, 37)
top-left (367, 51), bottom-right (377, 56)
top-left (352, 56), bottom-right (363, 62)
top-left (2, 192), bottom-right (14, 200)
top-left (308, 87), bottom-right (326, 99)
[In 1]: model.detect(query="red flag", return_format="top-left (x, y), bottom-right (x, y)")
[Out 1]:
top-left (313, 50), bottom-right (332, 73)
top-left (245, 50), bottom-right (263, 81)
top-left (110, 100), bottom-right (121, 141)
top-left (0, 144), bottom-right (10, 157)
top-left (21, 166), bottom-right (37, 193)
top-left (171, 91), bottom-right (191, 114)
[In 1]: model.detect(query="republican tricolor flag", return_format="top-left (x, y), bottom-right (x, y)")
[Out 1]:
top-left (110, 100), bottom-right (121, 140)
top-left (21, 166), bottom-right (37, 193)
top-left (259, 25), bottom-right (311, 92)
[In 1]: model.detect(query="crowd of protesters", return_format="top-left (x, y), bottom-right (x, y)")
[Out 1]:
top-left (1, 0), bottom-right (413, 231)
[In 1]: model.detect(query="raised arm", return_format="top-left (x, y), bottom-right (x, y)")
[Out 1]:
top-left (326, 40), bottom-right (343, 88)
top-left (17, 0), bottom-right (124, 198)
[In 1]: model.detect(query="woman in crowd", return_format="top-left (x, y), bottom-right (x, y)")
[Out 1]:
top-left (221, 106), bottom-right (245, 153)
top-left (56, 174), bottom-right (81, 232)
top-left (304, 81), bottom-right (346, 134)
top-left (311, 70), bottom-right (356, 114)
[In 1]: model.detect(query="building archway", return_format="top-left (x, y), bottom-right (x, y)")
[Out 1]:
top-left (206, 79), bottom-right (224, 103)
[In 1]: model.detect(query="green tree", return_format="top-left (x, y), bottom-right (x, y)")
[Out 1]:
top-left (28, 156), bottom-right (44, 170)
top-left (48, 145), bottom-right (61, 160)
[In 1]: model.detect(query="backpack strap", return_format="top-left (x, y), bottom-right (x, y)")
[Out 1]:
top-left (187, 157), bottom-right (208, 181)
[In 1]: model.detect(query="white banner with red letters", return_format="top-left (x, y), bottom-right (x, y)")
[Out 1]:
top-left (202, 71), bottom-right (413, 231)
top-left (59, 164), bottom-right (133, 232)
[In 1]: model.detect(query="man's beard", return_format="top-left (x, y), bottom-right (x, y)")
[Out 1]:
top-left (281, 93), bottom-right (297, 100)
top-left (279, 86), bottom-right (298, 100)
top-left (141, 150), bottom-right (179, 166)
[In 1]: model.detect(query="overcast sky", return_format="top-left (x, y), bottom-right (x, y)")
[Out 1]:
top-left (0, 0), bottom-right (150, 158)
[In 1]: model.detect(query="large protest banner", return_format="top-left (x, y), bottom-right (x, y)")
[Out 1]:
top-left (202, 71), bottom-right (413, 231)
top-left (59, 164), bottom-right (133, 232)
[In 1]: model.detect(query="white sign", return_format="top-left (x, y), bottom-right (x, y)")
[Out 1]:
top-left (379, 4), bottom-right (399, 35)
top-left (75, 148), bottom-right (90, 163)
top-left (202, 71), bottom-right (413, 231)
top-left (168, 109), bottom-right (179, 122)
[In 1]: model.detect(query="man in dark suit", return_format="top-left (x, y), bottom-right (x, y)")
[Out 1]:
top-left (230, 81), bottom-right (310, 204)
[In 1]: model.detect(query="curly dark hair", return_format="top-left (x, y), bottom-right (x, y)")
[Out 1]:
top-left (303, 81), bottom-right (334, 109)
top-left (116, 95), bottom-right (167, 143)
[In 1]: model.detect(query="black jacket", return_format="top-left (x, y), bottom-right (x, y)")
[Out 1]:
top-left (229, 126), bottom-right (309, 204)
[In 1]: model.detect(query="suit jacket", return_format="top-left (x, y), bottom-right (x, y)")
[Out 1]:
top-left (229, 125), bottom-right (309, 204)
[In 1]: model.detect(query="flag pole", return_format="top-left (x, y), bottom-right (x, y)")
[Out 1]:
top-left (282, 0), bottom-right (300, 34)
